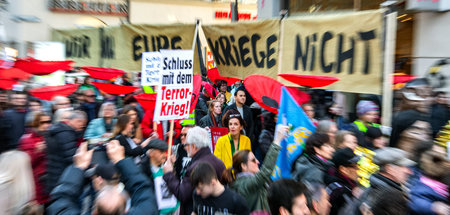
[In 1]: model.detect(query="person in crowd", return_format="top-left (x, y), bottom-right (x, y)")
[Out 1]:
top-left (195, 87), bottom-right (211, 124)
top-left (325, 148), bottom-right (360, 215)
top-left (199, 100), bottom-right (222, 128)
top-left (221, 125), bottom-right (289, 213)
top-left (214, 110), bottom-right (252, 169)
top-left (84, 102), bottom-right (117, 140)
top-left (121, 105), bottom-right (143, 144)
top-left (79, 76), bottom-right (99, 97)
top-left (0, 151), bottom-right (41, 215)
top-left (390, 109), bottom-right (432, 158)
top-left (112, 114), bottom-right (152, 162)
top-left (315, 120), bottom-right (338, 146)
top-left (223, 86), bottom-right (254, 143)
top-left (141, 108), bottom-right (182, 141)
top-left (302, 103), bottom-right (318, 126)
top-left (217, 80), bottom-right (231, 103)
top-left (335, 130), bottom-right (358, 150)
top-left (52, 96), bottom-right (71, 114)
top-left (173, 125), bottom-right (193, 179)
top-left (26, 99), bottom-right (44, 126)
top-left (191, 162), bottom-right (250, 215)
top-left (119, 95), bottom-right (144, 121)
top-left (409, 146), bottom-right (450, 215)
top-left (349, 100), bottom-right (380, 145)
top-left (216, 92), bottom-right (228, 111)
top-left (141, 139), bottom-right (179, 214)
top-left (326, 102), bottom-right (349, 130)
top-left (46, 110), bottom-right (87, 193)
top-left (19, 111), bottom-right (52, 206)
top-left (356, 147), bottom-right (415, 214)
top-left (47, 141), bottom-right (158, 215)
top-left (305, 183), bottom-right (331, 215)
top-left (360, 188), bottom-right (408, 215)
top-left (77, 88), bottom-right (101, 123)
top-left (268, 179), bottom-right (311, 215)
top-left (52, 107), bottom-right (73, 124)
top-left (258, 111), bottom-right (276, 159)
top-left (4, 91), bottom-right (28, 149)
top-left (292, 133), bottom-right (335, 185)
top-left (227, 80), bottom-right (242, 106)
top-left (162, 126), bottom-right (225, 215)
top-left (0, 105), bottom-right (12, 154)
top-left (362, 126), bottom-right (386, 150)
top-left (430, 91), bottom-right (450, 137)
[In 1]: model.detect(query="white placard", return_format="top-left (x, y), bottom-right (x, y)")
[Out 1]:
top-left (154, 50), bottom-right (194, 121)
top-left (141, 52), bottom-right (162, 86)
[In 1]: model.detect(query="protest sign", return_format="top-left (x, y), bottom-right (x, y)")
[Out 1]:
top-left (209, 127), bottom-right (229, 152)
top-left (141, 52), bottom-right (162, 86)
top-left (154, 50), bottom-right (194, 121)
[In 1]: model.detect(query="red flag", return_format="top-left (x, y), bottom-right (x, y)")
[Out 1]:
top-left (29, 84), bottom-right (79, 101)
top-left (92, 82), bottom-right (137, 95)
top-left (82, 66), bottom-right (125, 80)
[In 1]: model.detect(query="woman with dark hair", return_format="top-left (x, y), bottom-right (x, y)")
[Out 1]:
top-left (292, 132), bottom-right (335, 184)
top-left (221, 125), bottom-right (288, 213)
top-left (199, 100), bottom-right (222, 128)
top-left (216, 92), bottom-right (228, 111)
top-left (258, 111), bottom-right (276, 159)
top-left (121, 105), bottom-right (143, 144)
top-left (214, 109), bottom-right (252, 169)
top-left (19, 111), bottom-right (52, 207)
top-left (112, 114), bottom-right (151, 162)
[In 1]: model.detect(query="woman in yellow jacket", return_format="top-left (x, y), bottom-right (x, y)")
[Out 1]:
top-left (214, 111), bottom-right (251, 169)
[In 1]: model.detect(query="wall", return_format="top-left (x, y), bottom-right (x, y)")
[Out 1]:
top-left (412, 12), bottom-right (450, 92)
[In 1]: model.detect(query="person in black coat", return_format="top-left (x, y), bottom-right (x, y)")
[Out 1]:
top-left (223, 86), bottom-right (254, 146)
top-left (199, 100), bottom-right (223, 128)
top-left (195, 89), bottom-right (210, 125)
top-left (3, 92), bottom-right (28, 149)
top-left (47, 141), bottom-right (158, 215)
top-left (46, 110), bottom-right (87, 194)
top-left (430, 91), bottom-right (450, 137)
top-left (259, 111), bottom-right (276, 159)
top-left (76, 88), bottom-right (101, 123)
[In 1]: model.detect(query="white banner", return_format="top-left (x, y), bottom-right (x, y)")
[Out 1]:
top-left (154, 50), bottom-right (194, 121)
top-left (141, 52), bottom-right (162, 86)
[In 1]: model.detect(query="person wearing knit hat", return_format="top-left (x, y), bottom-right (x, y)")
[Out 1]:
top-left (349, 100), bottom-right (381, 146)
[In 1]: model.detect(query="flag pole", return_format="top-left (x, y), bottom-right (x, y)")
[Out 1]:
top-left (167, 119), bottom-right (175, 157)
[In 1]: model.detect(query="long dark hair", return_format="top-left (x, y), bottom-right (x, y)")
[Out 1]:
top-left (262, 111), bottom-right (276, 133)
top-left (221, 150), bottom-right (251, 185)
top-left (112, 114), bottom-right (131, 137)
top-left (222, 109), bottom-right (246, 134)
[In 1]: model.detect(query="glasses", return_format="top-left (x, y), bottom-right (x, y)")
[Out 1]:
top-left (229, 114), bottom-right (241, 118)
top-left (85, 95), bottom-right (96, 98)
top-left (180, 133), bottom-right (187, 137)
top-left (40, 120), bottom-right (52, 124)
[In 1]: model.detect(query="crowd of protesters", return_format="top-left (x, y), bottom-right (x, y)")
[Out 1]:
top-left (0, 75), bottom-right (449, 215)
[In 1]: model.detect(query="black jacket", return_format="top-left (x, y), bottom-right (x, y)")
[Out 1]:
top-left (223, 103), bottom-right (254, 143)
top-left (199, 112), bottom-right (222, 128)
top-left (47, 158), bottom-right (158, 215)
top-left (76, 102), bottom-right (101, 123)
top-left (114, 134), bottom-right (146, 158)
top-left (46, 122), bottom-right (81, 193)
top-left (324, 169), bottom-right (357, 215)
top-left (195, 94), bottom-right (209, 124)
top-left (258, 129), bottom-right (274, 157)
top-left (3, 108), bottom-right (27, 148)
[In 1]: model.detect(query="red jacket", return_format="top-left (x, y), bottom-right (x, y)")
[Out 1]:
top-left (141, 110), bottom-right (182, 142)
top-left (19, 130), bottom-right (50, 205)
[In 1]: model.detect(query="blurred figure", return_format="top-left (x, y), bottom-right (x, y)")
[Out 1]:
top-left (84, 102), bottom-right (117, 140)
top-left (4, 91), bottom-right (28, 149)
top-left (216, 92), bottom-right (228, 111)
top-left (327, 102), bottom-right (349, 130)
top-left (325, 148), bottom-right (359, 215)
top-left (430, 91), bottom-right (450, 137)
top-left (47, 141), bottom-right (158, 214)
top-left (306, 183), bottom-right (331, 215)
top-left (52, 96), bottom-right (71, 114)
top-left (121, 105), bottom-right (143, 144)
top-left (349, 100), bottom-right (380, 145)
top-left (356, 147), bottom-right (415, 214)
top-left (268, 179), bottom-right (311, 215)
top-left (292, 133), bottom-right (335, 185)
top-left (140, 107), bottom-right (182, 142)
top-left (46, 110), bottom-right (87, 193)
top-left (0, 151), bottom-right (40, 215)
top-left (19, 112), bottom-right (52, 206)
top-left (52, 107), bottom-right (73, 124)
top-left (190, 162), bottom-right (249, 215)
top-left (141, 139), bottom-right (179, 214)
top-left (335, 131), bottom-right (358, 150)
top-left (363, 126), bottom-right (386, 150)
top-left (221, 126), bottom-right (288, 213)
top-left (112, 114), bottom-right (151, 162)
top-left (173, 125), bottom-right (194, 179)
top-left (361, 188), bottom-right (408, 215)
top-left (77, 88), bottom-right (101, 123)
top-left (217, 80), bottom-right (231, 103)
top-left (258, 111), bottom-right (276, 159)
top-left (409, 146), bottom-right (450, 215)
top-left (302, 103), bottom-right (318, 126)
top-left (214, 110), bottom-right (251, 169)
top-left (162, 126), bottom-right (225, 215)
top-left (199, 100), bottom-right (222, 128)
top-left (316, 120), bottom-right (338, 146)
top-left (25, 99), bottom-right (44, 126)
top-left (119, 95), bottom-right (144, 122)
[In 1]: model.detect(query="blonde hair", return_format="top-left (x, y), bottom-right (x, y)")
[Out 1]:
top-left (0, 151), bottom-right (35, 214)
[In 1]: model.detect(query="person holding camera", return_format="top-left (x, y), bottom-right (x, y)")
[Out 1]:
top-left (47, 140), bottom-right (158, 215)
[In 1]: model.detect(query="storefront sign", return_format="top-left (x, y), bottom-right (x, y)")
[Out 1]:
top-left (214, 11), bottom-right (256, 20)
top-left (49, 0), bottom-right (128, 16)
top-left (154, 50), bottom-right (194, 121)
